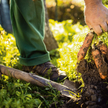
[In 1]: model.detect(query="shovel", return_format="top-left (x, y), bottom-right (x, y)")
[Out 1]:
top-left (0, 64), bottom-right (80, 100)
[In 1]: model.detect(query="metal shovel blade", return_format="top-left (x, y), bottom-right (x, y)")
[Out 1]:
top-left (63, 79), bottom-right (81, 90)
top-left (29, 73), bottom-right (78, 99)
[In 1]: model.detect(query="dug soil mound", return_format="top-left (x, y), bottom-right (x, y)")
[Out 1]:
top-left (65, 42), bottom-right (108, 108)
top-left (50, 42), bottom-right (108, 108)
top-left (76, 59), bottom-right (108, 108)
top-left (50, 58), bottom-right (108, 108)
top-left (60, 59), bottom-right (108, 108)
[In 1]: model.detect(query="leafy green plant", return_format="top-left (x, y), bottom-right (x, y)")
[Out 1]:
top-left (0, 76), bottom-right (42, 108)
top-left (49, 19), bottom-right (90, 81)
top-left (0, 26), bottom-right (21, 69)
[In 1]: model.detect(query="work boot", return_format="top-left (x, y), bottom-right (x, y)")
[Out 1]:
top-left (22, 62), bottom-right (67, 82)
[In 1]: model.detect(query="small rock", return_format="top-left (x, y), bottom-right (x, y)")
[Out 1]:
top-left (85, 91), bottom-right (90, 97)
top-left (88, 85), bottom-right (91, 89)
top-left (91, 95), bottom-right (97, 101)
top-left (88, 101), bottom-right (96, 106)
top-left (94, 86), bottom-right (97, 90)
top-left (90, 85), bottom-right (94, 89)
top-left (106, 86), bottom-right (108, 90)
top-left (88, 89), bottom-right (95, 95)
top-left (85, 101), bottom-right (90, 105)
top-left (85, 101), bottom-right (96, 106)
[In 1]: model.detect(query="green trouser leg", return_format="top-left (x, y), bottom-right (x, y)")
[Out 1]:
top-left (10, 0), bottom-right (50, 66)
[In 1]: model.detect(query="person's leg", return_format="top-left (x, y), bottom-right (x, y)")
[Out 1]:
top-left (10, 0), bottom-right (50, 66)
top-left (10, 0), bottom-right (66, 81)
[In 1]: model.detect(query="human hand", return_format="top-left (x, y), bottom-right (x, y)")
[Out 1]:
top-left (84, 0), bottom-right (108, 35)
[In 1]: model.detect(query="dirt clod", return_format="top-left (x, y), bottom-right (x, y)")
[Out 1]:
top-left (91, 95), bottom-right (97, 101)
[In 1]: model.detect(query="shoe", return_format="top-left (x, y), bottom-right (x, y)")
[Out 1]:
top-left (22, 62), bottom-right (67, 82)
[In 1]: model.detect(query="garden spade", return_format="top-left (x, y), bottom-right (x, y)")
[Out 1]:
top-left (0, 64), bottom-right (79, 100)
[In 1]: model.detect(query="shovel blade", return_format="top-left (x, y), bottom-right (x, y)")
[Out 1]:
top-left (29, 73), bottom-right (79, 99)
top-left (60, 86), bottom-right (77, 99)
top-left (63, 79), bottom-right (81, 91)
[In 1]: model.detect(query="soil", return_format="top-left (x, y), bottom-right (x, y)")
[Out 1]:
top-left (63, 58), bottom-right (108, 108)
top-left (50, 59), bottom-right (108, 108)
top-left (76, 59), bottom-right (108, 108)
top-left (50, 44), bottom-right (108, 108)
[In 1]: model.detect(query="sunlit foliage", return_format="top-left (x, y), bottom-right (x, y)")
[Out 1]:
top-left (49, 19), bottom-right (89, 80)
top-left (0, 26), bottom-right (21, 69)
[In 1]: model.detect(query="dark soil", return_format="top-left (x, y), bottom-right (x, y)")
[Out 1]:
top-left (50, 42), bottom-right (108, 108)
top-left (50, 59), bottom-right (108, 108)
top-left (76, 59), bottom-right (108, 108)
top-left (50, 60), bottom-right (108, 108)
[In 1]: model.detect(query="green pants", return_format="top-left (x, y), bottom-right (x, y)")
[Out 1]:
top-left (10, 0), bottom-right (50, 66)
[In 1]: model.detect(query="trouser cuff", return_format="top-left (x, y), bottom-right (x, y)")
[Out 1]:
top-left (19, 53), bottom-right (50, 66)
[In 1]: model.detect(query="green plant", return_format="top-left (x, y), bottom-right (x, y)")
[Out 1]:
top-left (0, 27), bottom-right (21, 69)
top-left (49, 19), bottom-right (89, 81)
top-left (0, 76), bottom-right (42, 108)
